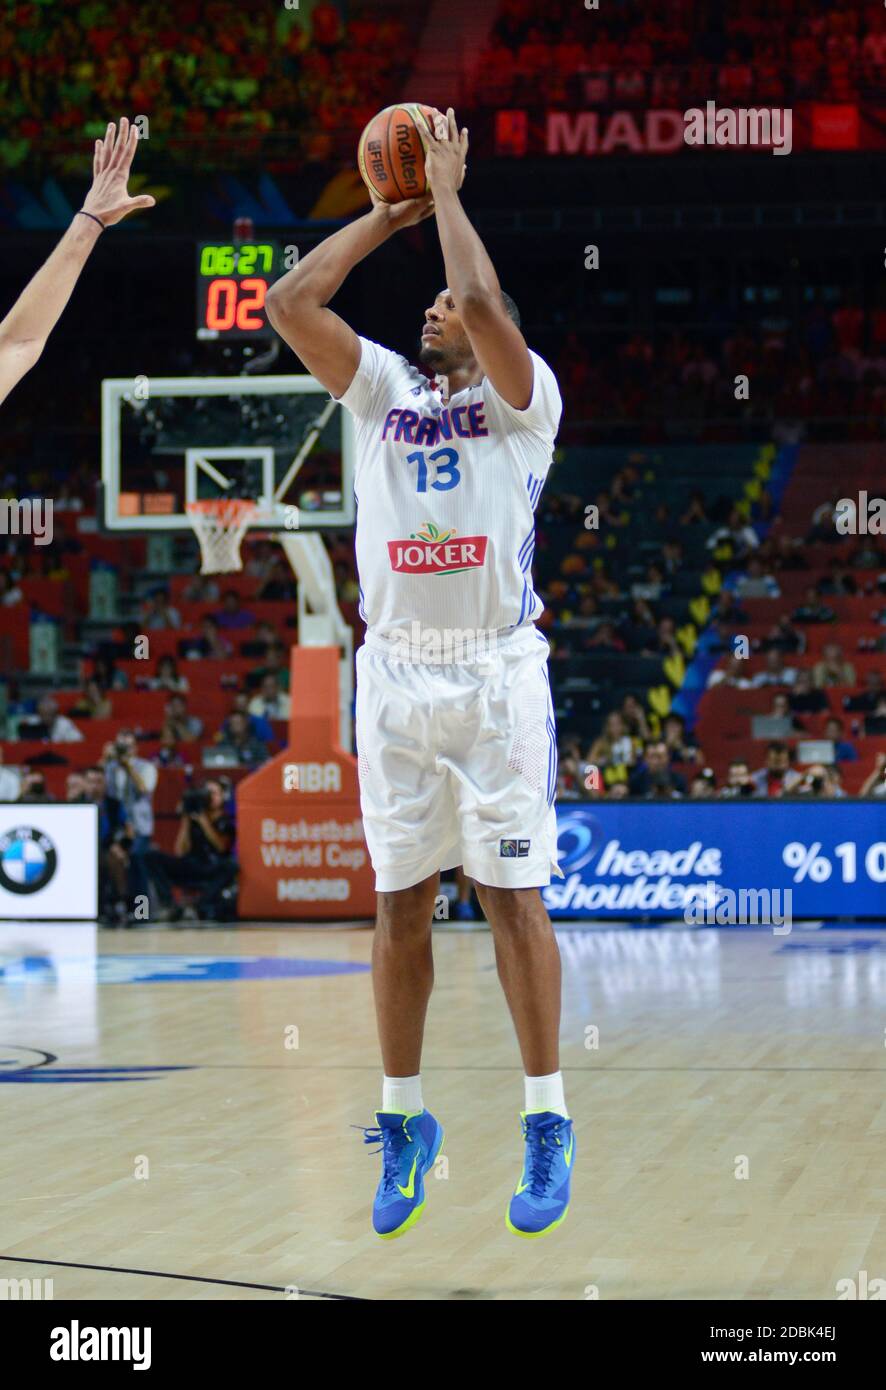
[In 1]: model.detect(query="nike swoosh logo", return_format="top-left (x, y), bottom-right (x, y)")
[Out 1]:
top-left (564, 1136), bottom-right (574, 1167)
top-left (397, 1155), bottom-right (418, 1199)
top-left (515, 1175), bottom-right (530, 1195)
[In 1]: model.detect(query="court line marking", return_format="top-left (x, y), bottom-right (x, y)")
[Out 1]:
top-left (8, 1059), bottom-right (885, 1076)
top-left (171, 1063), bottom-right (886, 1073)
top-left (0, 1255), bottom-right (366, 1300)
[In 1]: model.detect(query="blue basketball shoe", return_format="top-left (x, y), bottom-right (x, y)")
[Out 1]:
top-left (360, 1110), bottom-right (444, 1239)
top-left (506, 1111), bottom-right (575, 1238)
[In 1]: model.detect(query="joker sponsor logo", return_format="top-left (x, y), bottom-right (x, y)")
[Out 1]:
top-left (388, 522), bottom-right (488, 576)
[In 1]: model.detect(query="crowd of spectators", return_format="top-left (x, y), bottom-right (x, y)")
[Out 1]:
top-left (3, 477), bottom-right (885, 914)
top-left (473, 0), bottom-right (886, 108)
top-left (4, 601), bottom-right (294, 766)
top-left (554, 301), bottom-right (886, 441)
top-left (10, 726), bottom-right (238, 925)
top-left (547, 466), bottom-right (886, 802)
top-left (0, 0), bottom-right (411, 171)
top-left (6, 0), bottom-right (884, 177)
top-left (0, 562), bottom-right (312, 922)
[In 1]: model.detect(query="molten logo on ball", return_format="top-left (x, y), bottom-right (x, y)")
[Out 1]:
top-left (357, 103), bottom-right (436, 204)
top-left (395, 123), bottom-right (420, 195)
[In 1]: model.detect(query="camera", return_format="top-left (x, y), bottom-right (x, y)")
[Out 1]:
top-left (182, 786), bottom-right (211, 815)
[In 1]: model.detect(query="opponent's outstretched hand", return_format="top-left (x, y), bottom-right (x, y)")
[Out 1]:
top-left (82, 118), bottom-right (156, 226)
top-left (423, 107), bottom-right (468, 196)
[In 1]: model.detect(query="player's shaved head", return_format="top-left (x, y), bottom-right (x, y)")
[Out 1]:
top-left (436, 287), bottom-right (520, 326)
top-left (420, 287), bottom-right (522, 374)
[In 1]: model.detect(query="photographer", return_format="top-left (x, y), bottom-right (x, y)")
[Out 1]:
top-left (65, 771), bottom-right (88, 802)
top-left (689, 768), bottom-right (717, 799)
top-left (17, 769), bottom-right (54, 803)
top-left (718, 758), bottom-right (758, 799)
top-left (145, 780), bottom-right (237, 923)
top-left (750, 741), bottom-right (802, 798)
top-left (84, 764), bottom-right (129, 924)
top-left (102, 729), bottom-right (158, 910)
top-left (795, 764), bottom-right (846, 799)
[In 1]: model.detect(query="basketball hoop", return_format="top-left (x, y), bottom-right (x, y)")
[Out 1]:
top-left (186, 498), bottom-right (258, 574)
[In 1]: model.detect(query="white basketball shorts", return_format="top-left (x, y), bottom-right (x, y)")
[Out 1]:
top-left (355, 624), bottom-right (563, 892)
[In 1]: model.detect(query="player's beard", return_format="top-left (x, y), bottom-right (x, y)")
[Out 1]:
top-left (418, 340), bottom-right (450, 373)
top-left (419, 335), bottom-right (473, 377)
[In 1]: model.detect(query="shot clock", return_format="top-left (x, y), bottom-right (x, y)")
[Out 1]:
top-left (196, 241), bottom-right (282, 340)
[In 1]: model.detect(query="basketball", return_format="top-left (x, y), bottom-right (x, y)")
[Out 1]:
top-left (357, 102), bottom-right (436, 203)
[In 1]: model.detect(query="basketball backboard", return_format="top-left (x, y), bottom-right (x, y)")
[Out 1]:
top-left (99, 374), bottom-right (355, 533)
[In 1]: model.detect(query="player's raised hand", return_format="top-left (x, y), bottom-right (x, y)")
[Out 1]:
top-left (423, 107), bottom-right (468, 195)
top-left (367, 182), bottom-right (436, 231)
top-left (81, 118), bottom-right (156, 227)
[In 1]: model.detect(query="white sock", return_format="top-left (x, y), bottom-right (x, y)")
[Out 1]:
top-left (382, 1074), bottom-right (423, 1115)
top-left (525, 1071), bottom-right (568, 1117)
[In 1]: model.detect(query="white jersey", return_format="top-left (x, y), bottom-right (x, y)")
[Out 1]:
top-left (337, 336), bottom-right (562, 653)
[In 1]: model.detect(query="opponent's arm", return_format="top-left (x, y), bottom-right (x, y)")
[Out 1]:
top-left (425, 108), bottom-right (534, 411)
top-left (0, 119), bottom-right (155, 407)
top-left (265, 192), bottom-right (434, 398)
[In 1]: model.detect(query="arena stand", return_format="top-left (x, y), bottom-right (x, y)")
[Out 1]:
top-left (0, 0), bottom-right (420, 172)
top-left (541, 440), bottom-right (886, 800)
top-left (0, 513), bottom-right (363, 861)
top-left (473, 0), bottom-right (886, 108)
top-left (2, 432), bottom-right (882, 877)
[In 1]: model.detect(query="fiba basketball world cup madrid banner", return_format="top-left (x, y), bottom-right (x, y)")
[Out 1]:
top-left (236, 647), bottom-right (375, 920)
top-left (544, 802), bottom-right (886, 921)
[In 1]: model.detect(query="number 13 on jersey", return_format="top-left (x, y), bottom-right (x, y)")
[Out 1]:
top-left (406, 448), bottom-right (461, 492)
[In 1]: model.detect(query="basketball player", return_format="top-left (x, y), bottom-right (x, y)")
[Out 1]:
top-left (266, 108), bottom-right (572, 1239)
top-left (0, 118), bottom-right (154, 408)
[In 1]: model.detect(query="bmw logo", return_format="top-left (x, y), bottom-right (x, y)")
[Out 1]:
top-left (0, 826), bottom-right (58, 895)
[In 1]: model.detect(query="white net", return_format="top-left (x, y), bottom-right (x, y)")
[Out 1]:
top-left (186, 499), bottom-right (258, 574)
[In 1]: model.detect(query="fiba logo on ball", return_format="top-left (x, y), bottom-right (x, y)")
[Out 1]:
top-left (0, 826), bottom-right (58, 895)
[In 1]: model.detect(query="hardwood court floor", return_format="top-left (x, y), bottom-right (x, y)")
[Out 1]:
top-left (2, 921), bottom-right (886, 1301)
